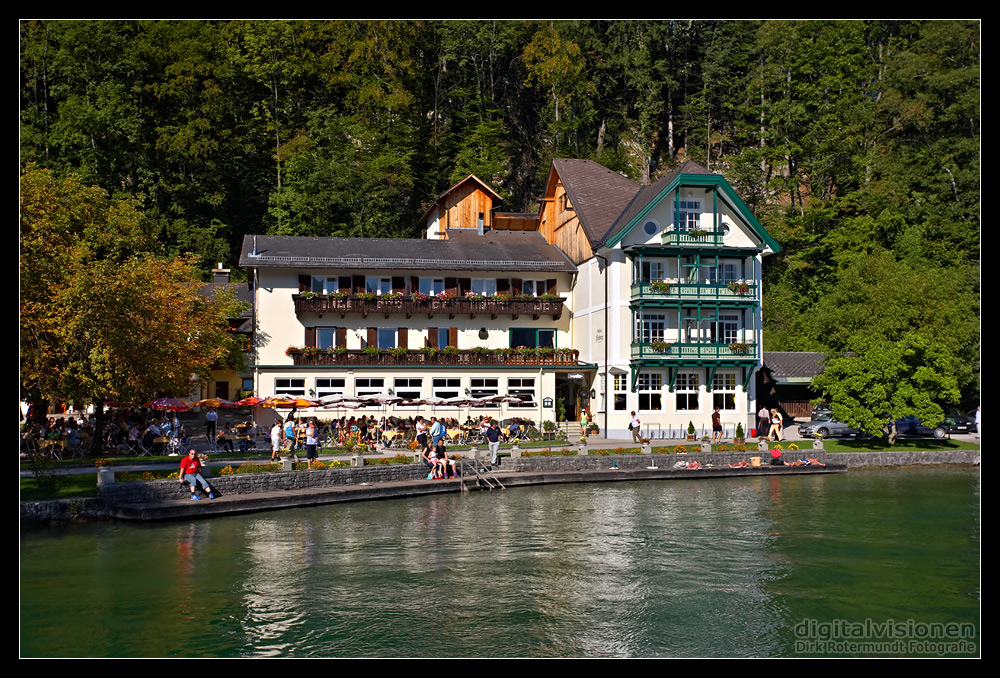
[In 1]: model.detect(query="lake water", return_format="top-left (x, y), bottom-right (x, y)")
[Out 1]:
top-left (20, 468), bottom-right (980, 657)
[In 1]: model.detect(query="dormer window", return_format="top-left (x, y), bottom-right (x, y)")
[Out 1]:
top-left (676, 200), bottom-right (702, 232)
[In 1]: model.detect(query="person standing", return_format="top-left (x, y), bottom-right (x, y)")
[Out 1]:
top-left (768, 408), bottom-right (784, 442)
top-left (975, 405), bottom-right (981, 439)
top-left (430, 416), bottom-right (444, 449)
top-left (305, 419), bottom-right (318, 463)
top-left (758, 405), bottom-right (769, 439)
top-left (205, 407), bottom-right (218, 442)
top-left (485, 420), bottom-right (502, 467)
top-left (711, 406), bottom-right (723, 443)
top-left (270, 421), bottom-right (282, 462)
top-left (630, 411), bottom-right (641, 443)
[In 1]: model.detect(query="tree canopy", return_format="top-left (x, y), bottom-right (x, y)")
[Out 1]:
top-left (20, 165), bottom-right (244, 415)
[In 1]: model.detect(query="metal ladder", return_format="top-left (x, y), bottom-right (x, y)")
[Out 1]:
top-left (459, 457), bottom-right (506, 494)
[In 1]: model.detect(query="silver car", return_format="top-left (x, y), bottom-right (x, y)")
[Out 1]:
top-left (798, 415), bottom-right (861, 439)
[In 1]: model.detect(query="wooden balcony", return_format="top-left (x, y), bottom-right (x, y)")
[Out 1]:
top-left (630, 280), bottom-right (757, 303)
top-left (630, 342), bottom-right (757, 361)
top-left (660, 228), bottom-right (725, 246)
top-left (293, 294), bottom-right (564, 320)
top-left (286, 347), bottom-right (581, 367)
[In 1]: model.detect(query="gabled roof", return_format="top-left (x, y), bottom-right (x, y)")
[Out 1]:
top-left (547, 158), bottom-right (639, 247)
top-left (420, 173), bottom-right (504, 221)
top-left (239, 231), bottom-right (576, 273)
top-left (600, 160), bottom-right (781, 253)
top-left (763, 352), bottom-right (826, 382)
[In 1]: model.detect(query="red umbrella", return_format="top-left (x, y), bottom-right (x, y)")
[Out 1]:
top-left (235, 396), bottom-right (264, 407)
top-left (149, 397), bottom-right (193, 412)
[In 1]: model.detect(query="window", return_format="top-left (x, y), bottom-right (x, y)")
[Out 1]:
top-left (711, 314), bottom-right (740, 344)
top-left (641, 261), bottom-right (665, 281)
top-left (676, 199), bottom-right (702, 232)
top-left (315, 378), bottom-right (345, 399)
top-left (393, 378), bottom-right (422, 402)
top-left (355, 378), bottom-right (385, 398)
top-left (470, 378), bottom-right (499, 404)
top-left (377, 328), bottom-right (396, 349)
top-left (365, 276), bottom-right (392, 295)
top-left (675, 373), bottom-right (700, 411)
top-left (507, 378), bottom-right (536, 407)
top-left (613, 374), bottom-right (628, 411)
top-left (510, 328), bottom-right (555, 348)
top-left (712, 373), bottom-right (737, 411)
top-left (316, 327), bottom-right (338, 350)
top-left (637, 372), bottom-right (662, 411)
top-left (636, 314), bottom-right (666, 344)
top-left (470, 278), bottom-right (497, 296)
top-left (432, 378), bottom-right (461, 400)
top-left (311, 276), bottom-right (339, 294)
top-left (643, 220), bottom-right (658, 236)
top-left (419, 277), bottom-right (445, 296)
top-left (706, 263), bottom-right (738, 284)
top-left (275, 378), bottom-right (305, 396)
top-left (521, 279), bottom-right (546, 297)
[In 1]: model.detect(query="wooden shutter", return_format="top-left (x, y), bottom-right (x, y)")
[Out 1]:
top-left (512, 278), bottom-right (522, 295)
top-left (305, 327), bottom-right (317, 347)
top-left (353, 275), bottom-right (365, 293)
top-left (298, 275), bottom-right (312, 293)
top-left (398, 328), bottom-right (408, 348)
top-left (367, 328), bottom-right (377, 347)
top-left (336, 328), bottom-right (347, 348)
top-left (448, 327), bottom-right (458, 348)
top-left (546, 279), bottom-right (558, 294)
top-left (497, 278), bottom-right (510, 295)
top-left (392, 276), bottom-right (405, 294)
top-left (445, 277), bottom-right (458, 294)
top-left (427, 328), bottom-right (438, 348)
top-left (458, 278), bottom-right (471, 295)
top-left (410, 276), bottom-right (419, 295)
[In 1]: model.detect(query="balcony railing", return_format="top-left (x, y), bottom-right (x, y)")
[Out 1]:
top-left (630, 280), bottom-right (757, 301)
top-left (660, 228), bottom-right (725, 246)
top-left (286, 347), bottom-right (581, 367)
top-left (630, 342), bottom-right (757, 361)
top-left (293, 294), bottom-right (564, 320)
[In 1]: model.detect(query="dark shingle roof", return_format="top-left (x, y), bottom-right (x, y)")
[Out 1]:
top-left (238, 231), bottom-right (576, 273)
top-left (599, 160), bottom-right (715, 246)
top-left (763, 352), bottom-right (826, 381)
top-left (551, 158), bottom-right (639, 247)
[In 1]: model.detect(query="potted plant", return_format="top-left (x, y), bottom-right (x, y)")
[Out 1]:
top-left (650, 340), bottom-right (672, 353)
top-left (542, 420), bottom-right (556, 441)
top-left (734, 422), bottom-right (745, 445)
top-left (648, 280), bottom-right (672, 294)
top-left (686, 421), bottom-right (696, 441)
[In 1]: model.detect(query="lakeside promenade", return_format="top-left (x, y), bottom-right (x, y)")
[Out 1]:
top-left (21, 430), bottom-right (979, 526)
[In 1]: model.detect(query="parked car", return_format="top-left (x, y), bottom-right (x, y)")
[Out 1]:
top-left (941, 408), bottom-right (975, 434)
top-left (798, 415), bottom-right (861, 439)
top-left (893, 415), bottom-right (949, 440)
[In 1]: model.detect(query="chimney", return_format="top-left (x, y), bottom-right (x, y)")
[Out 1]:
top-left (213, 262), bottom-right (230, 284)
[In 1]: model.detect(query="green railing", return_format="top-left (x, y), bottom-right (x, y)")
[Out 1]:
top-left (630, 280), bottom-right (757, 301)
top-left (630, 342), bottom-right (757, 361)
top-left (660, 228), bottom-right (725, 246)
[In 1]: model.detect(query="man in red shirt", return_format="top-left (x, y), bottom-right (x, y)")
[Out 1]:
top-left (179, 449), bottom-right (214, 500)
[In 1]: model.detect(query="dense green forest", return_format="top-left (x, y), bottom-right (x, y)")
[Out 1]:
top-left (20, 20), bottom-right (980, 406)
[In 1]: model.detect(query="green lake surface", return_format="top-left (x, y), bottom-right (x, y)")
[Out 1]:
top-left (20, 468), bottom-right (980, 657)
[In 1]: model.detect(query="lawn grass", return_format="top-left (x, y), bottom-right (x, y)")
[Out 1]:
top-left (20, 474), bottom-right (98, 501)
top-left (821, 438), bottom-right (980, 453)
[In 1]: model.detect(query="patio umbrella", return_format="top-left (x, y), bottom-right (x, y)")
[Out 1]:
top-left (149, 397), bottom-right (193, 412)
top-left (194, 397), bottom-right (236, 408)
top-left (234, 396), bottom-right (264, 407)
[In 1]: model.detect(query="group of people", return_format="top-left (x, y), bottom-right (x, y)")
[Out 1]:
top-left (415, 415), bottom-right (459, 479)
top-left (758, 406), bottom-right (784, 441)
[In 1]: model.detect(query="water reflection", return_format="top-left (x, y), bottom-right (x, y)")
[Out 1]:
top-left (21, 469), bottom-right (979, 657)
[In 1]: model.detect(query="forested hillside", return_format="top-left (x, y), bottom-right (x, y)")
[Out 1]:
top-left (20, 20), bottom-right (980, 405)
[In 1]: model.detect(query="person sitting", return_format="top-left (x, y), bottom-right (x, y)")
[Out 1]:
top-left (769, 448), bottom-right (785, 465)
top-left (728, 459), bottom-right (750, 468)
top-left (217, 422), bottom-right (235, 453)
top-left (179, 449), bottom-right (214, 500)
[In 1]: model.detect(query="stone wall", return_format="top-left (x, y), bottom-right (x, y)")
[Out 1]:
top-left (98, 463), bottom-right (433, 504)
